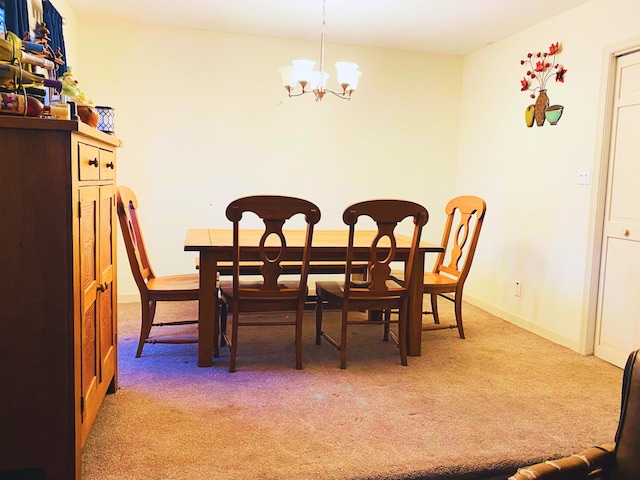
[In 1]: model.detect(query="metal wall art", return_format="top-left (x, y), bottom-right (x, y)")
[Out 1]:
top-left (520, 42), bottom-right (567, 127)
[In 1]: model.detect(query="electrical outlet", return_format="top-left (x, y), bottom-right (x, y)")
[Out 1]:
top-left (578, 167), bottom-right (591, 185)
top-left (515, 281), bottom-right (522, 297)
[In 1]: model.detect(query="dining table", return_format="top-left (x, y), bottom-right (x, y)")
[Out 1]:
top-left (184, 228), bottom-right (444, 367)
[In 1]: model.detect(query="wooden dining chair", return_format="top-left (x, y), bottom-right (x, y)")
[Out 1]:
top-left (315, 199), bottom-right (429, 369)
top-left (117, 186), bottom-right (216, 358)
top-left (219, 195), bottom-right (321, 372)
top-left (391, 195), bottom-right (486, 339)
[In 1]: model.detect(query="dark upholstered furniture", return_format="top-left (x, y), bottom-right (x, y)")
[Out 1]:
top-left (509, 349), bottom-right (640, 480)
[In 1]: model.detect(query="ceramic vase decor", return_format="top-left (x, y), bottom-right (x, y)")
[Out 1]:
top-left (525, 105), bottom-right (535, 127)
top-left (545, 104), bottom-right (564, 125)
top-left (77, 105), bottom-right (99, 127)
top-left (534, 89), bottom-right (549, 126)
top-left (519, 42), bottom-right (567, 129)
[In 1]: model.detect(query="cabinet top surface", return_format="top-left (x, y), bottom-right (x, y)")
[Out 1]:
top-left (0, 116), bottom-right (122, 147)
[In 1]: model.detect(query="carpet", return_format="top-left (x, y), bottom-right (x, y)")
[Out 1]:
top-left (81, 300), bottom-right (622, 480)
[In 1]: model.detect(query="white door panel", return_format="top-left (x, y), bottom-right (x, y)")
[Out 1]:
top-left (597, 239), bottom-right (640, 366)
top-left (595, 49), bottom-right (640, 368)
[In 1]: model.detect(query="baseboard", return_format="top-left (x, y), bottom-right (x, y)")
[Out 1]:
top-left (118, 293), bottom-right (140, 304)
top-left (117, 291), bottom-right (580, 354)
top-left (464, 295), bottom-right (580, 353)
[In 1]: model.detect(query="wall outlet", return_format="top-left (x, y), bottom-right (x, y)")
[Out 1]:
top-left (578, 167), bottom-right (591, 185)
top-left (515, 281), bottom-right (522, 297)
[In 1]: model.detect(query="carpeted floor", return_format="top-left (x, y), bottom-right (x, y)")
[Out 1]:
top-left (81, 300), bottom-right (622, 480)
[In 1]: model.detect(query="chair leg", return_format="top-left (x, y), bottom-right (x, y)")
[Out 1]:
top-left (229, 311), bottom-right (239, 373)
top-left (430, 294), bottom-right (440, 324)
top-left (315, 296), bottom-right (324, 345)
top-left (340, 308), bottom-right (348, 369)
top-left (383, 309), bottom-right (390, 341)
top-left (136, 300), bottom-right (156, 358)
top-left (219, 301), bottom-right (228, 347)
top-left (295, 307), bottom-right (303, 370)
top-left (398, 308), bottom-right (408, 366)
top-left (454, 293), bottom-right (465, 339)
top-left (213, 299), bottom-right (220, 359)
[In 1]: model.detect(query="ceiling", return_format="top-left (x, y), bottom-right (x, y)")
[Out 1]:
top-left (62, 0), bottom-right (589, 55)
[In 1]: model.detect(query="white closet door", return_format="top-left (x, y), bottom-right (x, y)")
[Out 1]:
top-left (595, 50), bottom-right (640, 367)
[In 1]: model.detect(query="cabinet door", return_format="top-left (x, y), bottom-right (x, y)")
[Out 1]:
top-left (79, 182), bottom-right (118, 444)
top-left (79, 186), bottom-right (100, 426)
top-left (98, 184), bottom-right (116, 389)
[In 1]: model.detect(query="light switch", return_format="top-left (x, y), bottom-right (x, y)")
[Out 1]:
top-left (578, 167), bottom-right (591, 185)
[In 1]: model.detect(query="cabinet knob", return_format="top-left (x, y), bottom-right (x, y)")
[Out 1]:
top-left (623, 229), bottom-right (630, 237)
top-left (106, 161), bottom-right (114, 169)
top-left (97, 282), bottom-right (109, 292)
top-left (89, 158), bottom-right (99, 167)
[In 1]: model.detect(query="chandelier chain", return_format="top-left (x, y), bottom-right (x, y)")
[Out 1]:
top-left (320, 0), bottom-right (326, 80)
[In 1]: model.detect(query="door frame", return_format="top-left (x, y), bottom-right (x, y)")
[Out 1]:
top-left (582, 35), bottom-right (640, 355)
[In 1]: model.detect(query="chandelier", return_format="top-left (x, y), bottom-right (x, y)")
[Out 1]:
top-left (278, 0), bottom-right (361, 101)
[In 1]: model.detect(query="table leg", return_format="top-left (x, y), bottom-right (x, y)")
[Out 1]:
top-left (198, 252), bottom-right (218, 367)
top-left (407, 250), bottom-right (425, 356)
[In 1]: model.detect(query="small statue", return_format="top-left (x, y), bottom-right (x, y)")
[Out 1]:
top-left (58, 70), bottom-right (98, 126)
top-left (34, 22), bottom-right (51, 44)
top-left (54, 47), bottom-right (64, 65)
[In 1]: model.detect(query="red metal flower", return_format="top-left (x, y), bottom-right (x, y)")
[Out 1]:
top-left (519, 42), bottom-right (566, 94)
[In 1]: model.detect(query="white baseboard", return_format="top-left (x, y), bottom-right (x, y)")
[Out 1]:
top-left (464, 295), bottom-right (581, 353)
top-left (117, 291), bottom-right (581, 353)
top-left (118, 293), bottom-right (140, 304)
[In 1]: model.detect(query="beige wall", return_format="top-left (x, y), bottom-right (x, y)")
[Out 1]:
top-left (57, 0), bottom-right (640, 354)
top-left (457, 0), bottom-right (640, 352)
top-left (66, 20), bottom-right (462, 301)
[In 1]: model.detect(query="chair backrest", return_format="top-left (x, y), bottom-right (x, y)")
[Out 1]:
top-left (610, 349), bottom-right (640, 480)
top-left (225, 195), bottom-right (321, 303)
top-left (342, 199), bottom-right (429, 299)
top-left (116, 186), bottom-right (154, 294)
top-left (433, 195), bottom-right (486, 282)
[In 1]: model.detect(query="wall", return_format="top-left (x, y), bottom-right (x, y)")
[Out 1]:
top-left (65, 20), bottom-right (462, 301)
top-left (457, 0), bottom-right (640, 352)
top-left (57, 0), bottom-right (640, 354)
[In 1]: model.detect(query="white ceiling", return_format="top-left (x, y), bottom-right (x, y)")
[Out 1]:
top-left (63, 0), bottom-right (589, 55)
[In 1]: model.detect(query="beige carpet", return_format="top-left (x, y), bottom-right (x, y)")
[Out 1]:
top-left (81, 300), bottom-right (622, 480)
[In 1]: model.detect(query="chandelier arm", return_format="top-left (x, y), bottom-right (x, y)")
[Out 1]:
top-left (288, 90), bottom-right (311, 98)
top-left (324, 88), bottom-right (351, 100)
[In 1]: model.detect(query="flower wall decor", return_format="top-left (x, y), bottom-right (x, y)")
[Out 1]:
top-left (520, 42), bottom-right (567, 127)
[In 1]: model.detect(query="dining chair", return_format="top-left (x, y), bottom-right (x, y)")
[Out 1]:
top-left (390, 195), bottom-right (486, 339)
top-left (117, 186), bottom-right (214, 358)
top-left (315, 199), bottom-right (429, 369)
top-left (219, 195), bottom-right (321, 372)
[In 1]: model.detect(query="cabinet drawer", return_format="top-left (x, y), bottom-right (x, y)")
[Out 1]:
top-left (79, 143), bottom-right (116, 181)
top-left (79, 143), bottom-right (100, 181)
top-left (100, 149), bottom-right (116, 180)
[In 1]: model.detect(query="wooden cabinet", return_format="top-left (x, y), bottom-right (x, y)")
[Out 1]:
top-left (0, 117), bottom-right (121, 479)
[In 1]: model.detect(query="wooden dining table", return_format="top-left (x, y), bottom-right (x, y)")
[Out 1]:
top-left (184, 229), bottom-right (444, 367)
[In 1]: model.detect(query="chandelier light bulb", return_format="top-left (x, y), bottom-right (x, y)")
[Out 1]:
top-left (277, 0), bottom-right (361, 101)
